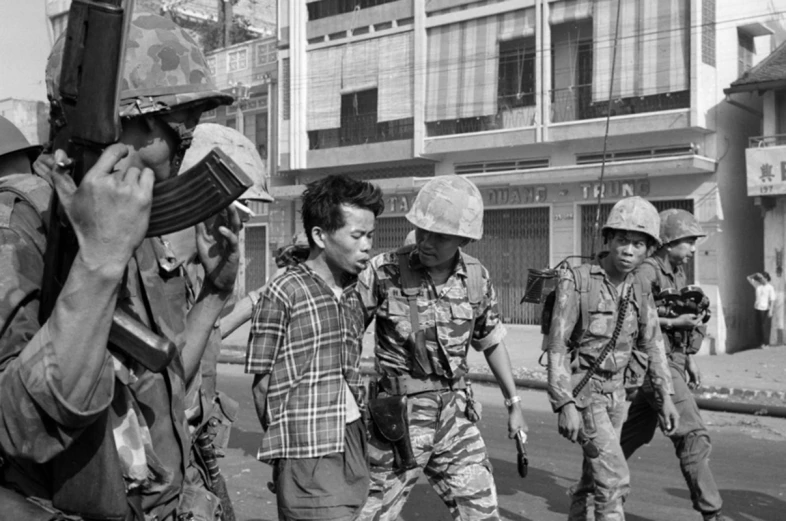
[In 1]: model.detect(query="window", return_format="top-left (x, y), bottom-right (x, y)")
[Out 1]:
top-left (738, 30), bottom-right (755, 77)
top-left (225, 118), bottom-right (236, 130)
top-left (206, 55), bottom-right (217, 76)
top-left (228, 48), bottom-right (248, 72)
top-left (255, 112), bottom-right (268, 160)
top-left (702, 0), bottom-right (716, 66)
top-left (257, 42), bottom-right (275, 65)
top-left (307, 0), bottom-right (398, 21)
top-left (340, 89), bottom-right (378, 146)
top-left (498, 38), bottom-right (536, 109)
top-left (282, 58), bottom-right (290, 121)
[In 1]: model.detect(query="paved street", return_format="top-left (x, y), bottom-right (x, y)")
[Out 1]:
top-left (215, 364), bottom-right (786, 521)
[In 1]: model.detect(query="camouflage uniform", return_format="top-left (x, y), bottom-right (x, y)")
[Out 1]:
top-left (357, 248), bottom-right (506, 521)
top-left (546, 255), bottom-right (674, 521)
top-left (621, 233), bottom-right (723, 519)
top-left (0, 11), bottom-right (232, 520)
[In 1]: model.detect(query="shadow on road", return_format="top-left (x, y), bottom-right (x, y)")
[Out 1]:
top-left (666, 487), bottom-right (786, 521)
top-left (228, 425), bottom-right (261, 458)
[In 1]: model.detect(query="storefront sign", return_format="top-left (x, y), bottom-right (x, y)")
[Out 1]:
top-left (746, 146), bottom-right (786, 196)
top-left (384, 185), bottom-right (548, 216)
top-left (579, 179), bottom-right (650, 199)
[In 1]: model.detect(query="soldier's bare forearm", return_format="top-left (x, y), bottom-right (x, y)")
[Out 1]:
top-left (46, 253), bottom-right (123, 409)
top-left (220, 295), bottom-right (254, 339)
top-left (183, 280), bottom-right (231, 384)
top-left (483, 341), bottom-right (517, 400)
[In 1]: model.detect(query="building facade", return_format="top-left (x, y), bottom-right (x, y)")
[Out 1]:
top-left (274, 0), bottom-right (786, 354)
top-left (728, 41), bottom-right (786, 345)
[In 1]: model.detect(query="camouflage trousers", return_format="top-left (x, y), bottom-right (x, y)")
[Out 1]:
top-left (357, 389), bottom-right (499, 521)
top-left (621, 363), bottom-right (722, 517)
top-left (568, 384), bottom-right (630, 521)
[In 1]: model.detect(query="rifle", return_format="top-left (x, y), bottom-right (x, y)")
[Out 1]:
top-left (41, 0), bottom-right (251, 372)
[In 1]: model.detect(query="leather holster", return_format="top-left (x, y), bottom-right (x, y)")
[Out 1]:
top-left (367, 396), bottom-right (418, 471)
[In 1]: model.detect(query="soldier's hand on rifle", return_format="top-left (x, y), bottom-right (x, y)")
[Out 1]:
top-left (670, 313), bottom-right (702, 329)
top-left (197, 204), bottom-right (242, 292)
top-left (686, 356), bottom-right (702, 390)
top-left (657, 395), bottom-right (680, 436)
top-left (32, 152), bottom-right (56, 182)
top-left (557, 402), bottom-right (581, 442)
top-left (51, 145), bottom-right (154, 274)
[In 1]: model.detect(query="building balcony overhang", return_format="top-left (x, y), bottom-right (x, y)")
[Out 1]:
top-left (307, 139), bottom-right (419, 169)
top-left (462, 154), bottom-right (716, 187)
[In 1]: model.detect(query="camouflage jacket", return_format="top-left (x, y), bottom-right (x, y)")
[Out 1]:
top-left (638, 255), bottom-right (706, 361)
top-left (0, 174), bottom-right (190, 518)
top-left (357, 247), bottom-right (506, 378)
top-left (545, 255), bottom-right (673, 411)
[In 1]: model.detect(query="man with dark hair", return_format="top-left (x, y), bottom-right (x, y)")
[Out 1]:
top-left (246, 174), bottom-right (384, 521)
top-left (621, 208), bottom-right (727, 521)
top-left (546, 196), bottom-right (678, 521)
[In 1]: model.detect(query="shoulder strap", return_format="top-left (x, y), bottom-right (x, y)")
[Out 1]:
top-left (0, 174), bottom-right (52, 226)
top-left (460, 251), bottom-right (483, 306)
top-left (396, 248), bottom-right (431, 374)
top-left (569, 264), bottom-right (592, 346)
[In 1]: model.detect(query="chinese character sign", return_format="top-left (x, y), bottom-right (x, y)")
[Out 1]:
top-left (746, 146), bottom-right (786, 196)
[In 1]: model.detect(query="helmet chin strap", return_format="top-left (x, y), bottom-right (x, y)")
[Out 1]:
top-left (165, 120), bottom-right (194, 176)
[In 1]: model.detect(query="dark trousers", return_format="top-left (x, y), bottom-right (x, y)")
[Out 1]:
top-left (275, 419), bottom-right (369, 521)
top-left (621, 364), bottom-right (722, 516)
top-left (755, 309), bottom-right (771, 346)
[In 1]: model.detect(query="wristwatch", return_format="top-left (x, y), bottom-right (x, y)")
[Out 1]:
top-left (504, 395), bottom-right (521, 408)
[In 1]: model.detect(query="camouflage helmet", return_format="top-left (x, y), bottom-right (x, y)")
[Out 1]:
top-left (403, 229), bottom-right (417, 247)
top-left (406, 175), bottom-right (484, 240)
top-left (601, 196), bottom-right (660, 244)
top-left (0, 116), bottom-right (40, 161)
top-left (659, 208), bottom-right (706, 245)
top-left (45, 11), bottom-right (233, 118)
top-left (181, 123), bottom-right (273, 202)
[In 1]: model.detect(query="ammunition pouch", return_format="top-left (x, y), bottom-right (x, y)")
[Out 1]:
top-left (624, 349), bottom-right (649, 398)
top-left (0, 487), bottom-right (75, 521)
top-left (177, 481), bottom-right (222, 521)
top-left (367, 396), bottom-right (418, 471)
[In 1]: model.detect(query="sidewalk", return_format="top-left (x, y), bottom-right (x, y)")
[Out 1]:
top-left (222, 323), bottom-right (786, 403)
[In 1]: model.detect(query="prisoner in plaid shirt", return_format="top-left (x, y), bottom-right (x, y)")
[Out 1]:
top-left (246, 175), bottom-right (384, 521)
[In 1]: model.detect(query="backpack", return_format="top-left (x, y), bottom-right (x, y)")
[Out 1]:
top-left (0, 173), bottom-right (52, 227)
top-left (539, 264), bottom-right (592, 350)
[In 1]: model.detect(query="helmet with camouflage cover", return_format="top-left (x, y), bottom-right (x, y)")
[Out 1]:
top-left (45, 11), bottom-right (233, 120)
top-left (601, 196), bottom-right (660, 244)
top-left (0, 116), bottom-right (41, 161)
top-left (659, 209), bottom-right (706, 245)
top-left (181, 123), bottom-right (273, 202)
top-left (406, 175), bottom-right (483, 240)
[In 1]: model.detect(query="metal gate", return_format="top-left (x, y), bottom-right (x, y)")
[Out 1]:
top-left (372, 217), bottom-right (412, 257)
top-left (580, 199), bottom-right (695, 283)
top-left (463, 207), bottom-right (550, 325)
top-left (244, 225), bottom-right (268, 294)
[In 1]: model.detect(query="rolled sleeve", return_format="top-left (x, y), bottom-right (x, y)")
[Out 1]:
top-left (470, 272), bottom-right (507, 351)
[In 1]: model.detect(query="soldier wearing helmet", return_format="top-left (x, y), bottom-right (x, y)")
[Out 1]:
top-left (621, 210), bottom-right (728, 521)
top-left (546, 196), bottom-right (678, 521)
top-left (0, 10), bottom-right (240, 521)
top-left (0, 115), bottom-right (41, 176)
top-left (357, 175), bottom-right (527, 520)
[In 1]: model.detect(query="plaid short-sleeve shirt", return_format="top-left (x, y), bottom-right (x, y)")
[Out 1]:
top-left (245, 263), bottom-right (365, 460)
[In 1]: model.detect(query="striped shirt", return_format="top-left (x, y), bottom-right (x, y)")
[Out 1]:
top-left (245, 262), bottom-right (365, 460)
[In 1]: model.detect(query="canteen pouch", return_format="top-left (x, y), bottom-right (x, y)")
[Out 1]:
top-left (368, 396), bottom-right (418, 471)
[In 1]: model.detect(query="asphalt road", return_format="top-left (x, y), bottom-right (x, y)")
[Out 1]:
top-left (215, 364), bottom-right (786, 521)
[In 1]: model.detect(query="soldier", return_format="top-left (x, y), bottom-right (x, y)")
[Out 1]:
top-left (620, 209), bottom-right (727, 521)
top-left (0, 115), bottom-right (41, 176)
top-left (546, 196), bottom-right (679, 521)
top-left (357, 175), bottom-right (527, 521)
top-left (0, 11), bottom-right (239, 521)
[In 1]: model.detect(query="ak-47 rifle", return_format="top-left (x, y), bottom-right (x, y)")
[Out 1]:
top-left (41, 0), bottom-right (251, 373)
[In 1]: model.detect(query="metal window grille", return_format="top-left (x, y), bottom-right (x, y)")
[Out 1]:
top-left (702, 0), bottom-right (716, 67)
top-left (245, 225), bottom-right (268, 295)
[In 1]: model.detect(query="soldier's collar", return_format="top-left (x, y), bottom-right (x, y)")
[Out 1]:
top-left (409, 248), bottom-right (468, 278)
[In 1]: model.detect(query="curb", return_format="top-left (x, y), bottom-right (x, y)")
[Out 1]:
top-left (218, 350), bottom-right (786, 418)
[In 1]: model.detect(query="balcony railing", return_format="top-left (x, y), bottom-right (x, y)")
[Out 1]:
top-left (749, 134), bottom-right (786, 148)
top-left (551, 84), bottom-right (690, 123)
top-left (308, 115), bottom-right (413, 150)
top-left (427, 96), bottom-right (537, 137)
